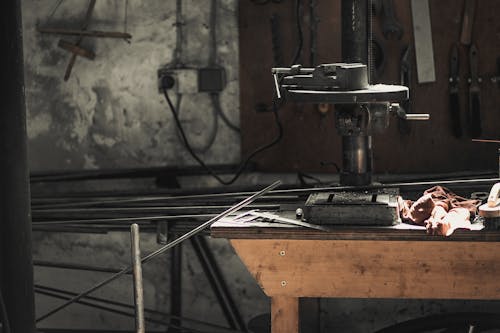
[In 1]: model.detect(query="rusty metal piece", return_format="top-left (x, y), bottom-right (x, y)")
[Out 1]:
top-left (38, 27), bottom-right (132, 39)
top-left (63, 0), bottom-right (96, 81)
top-left (57, 40), bottom-right (95, 60)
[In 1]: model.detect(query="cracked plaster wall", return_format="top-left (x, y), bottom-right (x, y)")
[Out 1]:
top-left (23, 0), bottom-right (240, 171)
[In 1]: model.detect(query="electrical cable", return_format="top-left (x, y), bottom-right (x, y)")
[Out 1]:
top-left (164, 88), bottom-right (283, 185)
top-left (174, 94), bottom-right (218, 154)
top-left (207, 0), bottom-right (240, 133)
top-left (211, 93), bottom-right (240, 133)
top-left (171, 0), bottom-right (228, 152)
top-left (0, 289), bottom-right (11, 333)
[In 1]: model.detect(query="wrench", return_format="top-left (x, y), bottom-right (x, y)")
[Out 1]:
top-left (382, 0), bottom-right (403, 40)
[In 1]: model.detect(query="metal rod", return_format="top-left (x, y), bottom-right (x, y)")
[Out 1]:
top-left (32, 204), bottom-right (280, 216)
top-left (37, 27), bottom-right (132, 39)
top-left (472, 139), bottom-right (500, 143)
top-left (130, 224), bottom-right (145, 333)
top-left (32, 177), bottom-right (500, 214)
top-left (34, 288), bottom-right (207, 333)
top-left (34, 284), bottom-right (243, 333)
top-left (35, 180), bottom-right (281, 323)
top-left (30, 195), bottom-right (295, 210)
top-left (33, 260), bottom-right (126, 274)
top-left (190, 236), bottom-right (247, 331)
top-left (32, 214), bottom-right (218, 225)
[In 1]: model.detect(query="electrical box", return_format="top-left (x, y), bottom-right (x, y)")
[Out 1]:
top-left (157, 67), bottom-right (198, 94)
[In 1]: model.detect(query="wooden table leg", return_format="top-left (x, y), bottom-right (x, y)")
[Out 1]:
top-left (271, 296), bottom-right (299, 333)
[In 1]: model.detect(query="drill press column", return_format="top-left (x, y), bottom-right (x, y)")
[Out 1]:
top-left (339, 0), bottom-right (371, 185)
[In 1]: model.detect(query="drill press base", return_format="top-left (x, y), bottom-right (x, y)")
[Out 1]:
top-left (303, 189), bottom-right (400, 226)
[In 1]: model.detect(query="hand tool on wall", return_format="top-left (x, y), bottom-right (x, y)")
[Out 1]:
top-left (460, 0), bottom-right (476, 46)
top-left (62, 0), bottom-right (96, 81)
top-left (448, 44), bottom-right (462, 138)
top-left (468, 44), bottom-right (482, 138)
top-left (411, 0), bottom-right (436, 83)
top-left (381, 0), bottom-right (403, 40)
top-left (37, 0), bottom-right (132, 81)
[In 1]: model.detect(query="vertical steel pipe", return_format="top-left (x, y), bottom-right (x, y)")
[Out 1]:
top-left (130, 224), bottom-right (145, 333)
top-left (0, 0), bottom-right (36, 332)
top-left (338, 0), bottom-right (372, 185)
top-left (341, 0), bottom-right (368, 64)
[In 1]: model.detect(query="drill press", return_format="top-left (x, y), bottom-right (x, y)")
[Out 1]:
top-left (272, 0), bottom-right (429, 225)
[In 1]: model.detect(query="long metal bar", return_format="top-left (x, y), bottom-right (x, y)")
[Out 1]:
top-left (31, 177), bottom-right (500, 210)
top-left (34, 288), bottom-right (205, 333)
top-left (190, 236), bottom-right (247, 332)
top-left (0, 0), bottom-right (36, 332)
top-left (130, 224), bottom-right (145, 333)
top-left (35, 180), bottom-right (281, 323)
top-left (32, 214), bottom-right (218, 225)
top-left (35, 284), bottom-right (244, 333)
top-left (37, 27), bottom-right (132, 39)
top-left (32, 204), bottom-right (280, 216)
top-left (33, 260), bottom-right (126, 274)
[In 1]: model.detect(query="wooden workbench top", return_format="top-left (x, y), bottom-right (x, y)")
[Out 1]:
top-left (211, 217), bottom-right (500, 242)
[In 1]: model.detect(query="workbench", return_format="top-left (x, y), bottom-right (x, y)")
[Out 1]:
top-left (211, 220), bottom-right (500, 333)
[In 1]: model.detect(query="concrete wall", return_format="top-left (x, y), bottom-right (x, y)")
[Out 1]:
top-left (23, 0), bottom-right (240, 172)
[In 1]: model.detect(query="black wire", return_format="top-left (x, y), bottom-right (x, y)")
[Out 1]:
top-left (0, 290), bottom-right (11, 333)
top-left (164, 88), bottom-right (283, 185)
top-left (174, 93), bottom-right (218, 153)
top-left (290, 0), bottom-right (303, 65)
top-left (211, 93), bottom-right (240, 133)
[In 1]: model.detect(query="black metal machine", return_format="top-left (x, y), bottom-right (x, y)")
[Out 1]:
top-left (273, 0), bottom-right (429, 225)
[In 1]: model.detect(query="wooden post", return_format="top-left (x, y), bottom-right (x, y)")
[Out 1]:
top-left (271, 296), bottom-right (299, 333)
top-left (0, 0), bottom-right (36, 331)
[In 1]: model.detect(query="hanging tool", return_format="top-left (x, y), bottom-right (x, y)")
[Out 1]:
top-left (411, 0), bottom-right (436, 83)
top-left (468, 44), bottom-right (482, 138)
top-left (57, 40), bottom-right (95, 60)
top-left (381, 0), bottom-right (403, 40)
top-left (448, 43), bottom-right (462, 138)
top-left (61, 0), bottom-right (96, 81)
top-left (460, 0), bottom-right (476, 46)
top-left (398, 45), bottom-right (412, 135)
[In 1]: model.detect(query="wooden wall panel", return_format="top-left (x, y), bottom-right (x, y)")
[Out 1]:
top-left (239, 0), bottom-right (500, 174)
